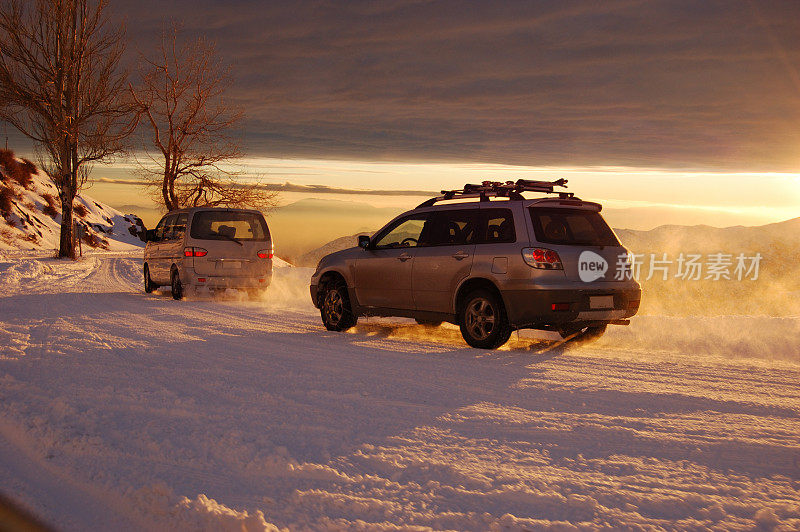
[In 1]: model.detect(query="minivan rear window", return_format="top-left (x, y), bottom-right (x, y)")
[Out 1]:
top-left (190, 211), bottom-right (270, 241)
top-left (529, 207), bottom-right (619, 246)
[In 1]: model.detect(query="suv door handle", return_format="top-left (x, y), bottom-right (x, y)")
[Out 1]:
top-left (397, 253), bottom-right (412, 262)
top-left (452, 251), bottom-right (470, 260)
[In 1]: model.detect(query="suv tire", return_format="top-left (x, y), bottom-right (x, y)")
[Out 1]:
top-left (144, 265), bottom-right (156, 294)
top-left (320, 279), bottom-right (357, 331)
top-left (171, 269), bottom-right (184, 300)
top-left (458, 288), bottom-right (512, 349)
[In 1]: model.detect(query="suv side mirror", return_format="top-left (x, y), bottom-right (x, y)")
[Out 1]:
top-left (358, 235), bottom-right (370, 249)
top-left (145, 229), bottom-right (158, 242)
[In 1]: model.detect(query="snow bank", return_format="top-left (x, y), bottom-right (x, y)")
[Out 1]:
top-left (0, 255), bottom-right (798, 530)
top-left (130, 485), bottom-right (285, 531)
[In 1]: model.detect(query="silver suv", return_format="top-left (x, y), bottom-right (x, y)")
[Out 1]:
top-left (310, 180), bottom-right (641, 349)
top-left (144, 207), bottom-right (273, 300)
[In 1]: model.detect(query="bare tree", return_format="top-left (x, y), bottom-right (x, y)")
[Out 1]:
top-left (130, 28), bottom-right (276, 212)
top-left (0, 0), bottom-right (135, 258)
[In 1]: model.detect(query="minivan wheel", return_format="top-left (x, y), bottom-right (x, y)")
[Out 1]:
top-left (143, 265), bottom-right (156, 294)
top-left (320, 280), bottom-right (357, 331)
top-left (458, 289), bottom-right (512, 349)
top-left (171, 270), bottom-right (184, 300)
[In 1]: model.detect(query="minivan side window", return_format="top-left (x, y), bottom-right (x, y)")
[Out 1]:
top-left (161, 214), bottom-right (178, 241)
top-left (170, 213), bottom-right (188, 240)
top-left (372, 215), bottom-right (428, 249)
top-left (154, 215), bottom-right (170, 241)
top-left (482, 208), bottom-right (516, 244)
top-left (421, 209), bottom-right (478, 246)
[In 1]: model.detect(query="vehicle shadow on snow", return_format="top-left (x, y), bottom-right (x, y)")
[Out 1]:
top-left (2, 291), bottom-right (798, 497)
top-left (349, 321), bottom-right (575, 361)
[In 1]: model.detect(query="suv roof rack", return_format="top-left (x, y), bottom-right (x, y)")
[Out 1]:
top-left (417, 178), bottom-right (574, 208)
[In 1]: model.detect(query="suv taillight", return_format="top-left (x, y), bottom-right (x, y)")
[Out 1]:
top-left (522, 247), bottom-right (563, 270)
top-left (183, 247), bottom-right (208, 257)
top-left (257, 249), bottom-right (273, 259)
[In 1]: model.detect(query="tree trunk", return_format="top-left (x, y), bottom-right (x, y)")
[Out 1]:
top-left (58, 140), bottom-right (78, 260)
top-left (58, 192), bottom-right (76, 259)
top-left (162, 168), bottom-right (171, 209)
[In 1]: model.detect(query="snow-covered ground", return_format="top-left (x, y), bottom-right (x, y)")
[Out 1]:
top-left (0, 252), bottom-right (798, 531)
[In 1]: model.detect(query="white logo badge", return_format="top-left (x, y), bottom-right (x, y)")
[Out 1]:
top-left (578, 251), bottom-right (608, 282)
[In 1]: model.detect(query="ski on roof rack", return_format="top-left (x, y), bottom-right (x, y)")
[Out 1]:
top-left (417, 178), bottom-right (573, 208)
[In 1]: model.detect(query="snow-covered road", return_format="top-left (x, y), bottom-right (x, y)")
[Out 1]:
top-left (0, 253), bottom-right (798, 530)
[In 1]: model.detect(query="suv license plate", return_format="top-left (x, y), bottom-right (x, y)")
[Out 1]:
top-left (590, 295), bottom-right (614, 309)
top-left (223, 261), bottom-right (242, 269)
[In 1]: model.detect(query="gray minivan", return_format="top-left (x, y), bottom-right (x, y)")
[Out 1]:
top-left (143, 207), bottom-right (273, 300)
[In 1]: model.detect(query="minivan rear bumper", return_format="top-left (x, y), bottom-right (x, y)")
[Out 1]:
top-left (181, 266), bottom-right (272, 291)
top-left (503, 286), bottom-right (641, 329)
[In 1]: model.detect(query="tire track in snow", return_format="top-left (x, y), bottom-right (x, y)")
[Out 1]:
top-left (1, 254), bottom-right (798, 530)
top-left (0, 419), bottom-right (153, 531)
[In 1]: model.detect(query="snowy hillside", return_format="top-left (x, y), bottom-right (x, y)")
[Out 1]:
top-left (0, 150), bottom-right (145, 252)
top-left (0, 251), bottom-right (798, 530)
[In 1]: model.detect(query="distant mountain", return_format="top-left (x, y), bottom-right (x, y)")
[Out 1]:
top-left (274, 198), bottom-right (403, 217)
top-left (0, 150), bottom-right (145, 252)
top-left (295, 232), bottom-right (371, 267)
top-left (616, 217), bottom-right (800, 255)
top-left (601, 206), bottom-right (791, 231)
top-left (267, 198), bottom-right (403, 262)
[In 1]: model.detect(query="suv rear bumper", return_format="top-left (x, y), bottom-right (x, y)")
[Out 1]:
top-left (503, 287), bottom-right (641, 329)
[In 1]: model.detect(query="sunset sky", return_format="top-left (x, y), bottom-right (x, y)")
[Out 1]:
top-left (9, 0), bottom-right (800, 229)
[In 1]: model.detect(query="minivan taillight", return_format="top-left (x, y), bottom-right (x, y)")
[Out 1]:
top-left (257, 249), bottom-right (273, 259)
top-left (522, 247), bottom-right (563, 270)
top-left (183, 247), bottom-right (208, 257)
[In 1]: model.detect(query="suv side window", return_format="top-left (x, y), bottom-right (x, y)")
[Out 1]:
top-left (421, 209), bottom-right (478, 246)
top-left (482, 208), bottom-right (516, 244)
top-left (372, 214), bottom-right (428, 249)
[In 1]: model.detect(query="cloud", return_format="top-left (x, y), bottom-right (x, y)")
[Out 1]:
top-left (112, 0), bottom-right (800, 171)
top-left (94, 177), bottom-right (434, 196)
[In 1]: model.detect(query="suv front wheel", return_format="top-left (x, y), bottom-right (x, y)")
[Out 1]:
top-left (458, 289), bottom-right (512, 349)
top-left (320, 280), bottom-right (357, 331)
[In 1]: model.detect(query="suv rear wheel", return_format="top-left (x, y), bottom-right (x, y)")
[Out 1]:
top-left (458, 289), bottom-right (512, 349)
top-left (320, 279), bottom-right (357, 331)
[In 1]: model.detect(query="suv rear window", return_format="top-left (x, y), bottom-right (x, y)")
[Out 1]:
top-left (190, 211), bottom-right (270, 241)
top-left (530, 207), bottom-right (619, 246)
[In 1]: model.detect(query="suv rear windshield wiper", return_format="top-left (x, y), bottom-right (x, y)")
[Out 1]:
top-left (216, 233), bottom-right (243, 246)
